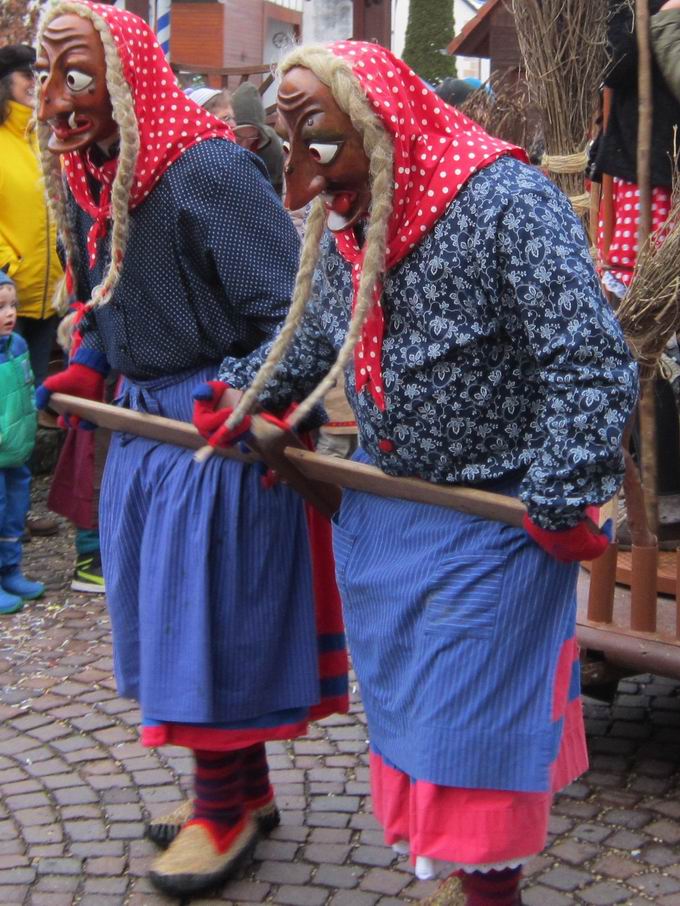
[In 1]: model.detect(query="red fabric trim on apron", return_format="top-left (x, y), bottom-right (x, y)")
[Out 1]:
top-left (327, 41), bottom-right (528, 410)
top-left (369, 636), bottom-right (588, 866)
top-left (61, 2), bottom-right (234, 269)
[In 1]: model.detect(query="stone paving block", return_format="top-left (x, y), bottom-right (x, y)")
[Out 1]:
top-left (36, 856), bottom-right (83, 875)
top-left (360, 867), bottom-right (410, 896)
top-left (539, 865), bottom-right (591, 892)
top-left (641, 844), bottom-right (680, 867)
top-left (256, 859), bottom-right (313, 885)
top-left (306, 811), bottom-right (350, 829)
top-left (0, 867), bottom-right (35, 886)
top-left (253, 838), bottom-right (299, 861)
top-left (86, 855), bottom-right (127, 875)
top-left (27, 893), bottom-right (76, 906)
top-left (108, 820), bottom-right (146, 839)
top-left (82, 875), bottom-right (129, 894)
top-left (218, 879), bottom-right (272, 902)
top-left (275, 884), bottom-right (329, 905)
top-left (646, 819), bottom-right (680, 844)
top-left (606, 829), bottom-right (647, 850)
top-left (33, 874), bottom-right (80, 892)
top-left (27, 843), bottom-right (66, 858)
top-left (70, 840), bottom-right (125, 858)
top-left (269, 824), bottom-right (308, 843)
top-left (571, 822), bottom-right (612, 844)
top-left (329, 890), bottom-right (379, 905)
top-left (659, 895), bottom-right (680, 906)
top-left (52, 785), bottom-right (98, 805)
top-left (631, 873), bottom-right (680, 896)
top-left (522, 885), bottom-right (573, 906)
top-left (592, 853), bottom-right (643, 878)
top-left (579, 882), bottom-right (631, 904)
top-left (6, 791), bottom-right (51, 809)
top-left (77, 896), bottom-right (125, 906)
top-left (352, 845), bottom-right (397, 868)
top-left (308, 827), bottom-right (352, 844)
top-left (13, 806), bottom-right (56, 827)
top-left (22, 823), bottom-right (64, 845)
top-left (0, 853), bottom-right (30, 869)
top-left (314, 863), bottom-right (363, 889)
top-left (548, 840), bottom-right (598, 865)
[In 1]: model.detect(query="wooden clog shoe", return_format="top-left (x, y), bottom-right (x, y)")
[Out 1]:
top-left (148, 815), bottom-right (257, 897)
top-left (146, 798), bottom-right (193, 847)
top-left (146, 794), bottom-right (280, 848)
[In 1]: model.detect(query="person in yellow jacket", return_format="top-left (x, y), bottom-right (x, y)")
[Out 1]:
top-left (0, 45), bottom-right (63, 387)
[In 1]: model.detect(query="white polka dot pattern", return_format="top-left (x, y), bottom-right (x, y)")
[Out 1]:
top-left (75, 140), bottom-right (300, 379)
top-left (328, 41), bottom-right (527, 411)
top-left (61, 2), bottom-right (233, 228)
top-left (597, 177), bottom-right (672, 287)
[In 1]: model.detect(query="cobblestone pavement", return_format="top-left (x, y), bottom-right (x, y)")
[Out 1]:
top-left (1, 481), bottom-right (680, 905)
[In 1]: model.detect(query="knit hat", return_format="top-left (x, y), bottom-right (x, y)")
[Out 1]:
top-left (186, 87), bottom-right (223, 109)
top-left (0, 44), bottom-right (36, 81)
top-left (0, 271), bottom-right (15, 288)
top-left (232, 82), bottom-right (266, 127)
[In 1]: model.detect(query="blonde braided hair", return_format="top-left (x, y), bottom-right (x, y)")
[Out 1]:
top-left (225, 44), bottom-right (394, 433)
top-left (36, 1), bottom-right (140, 310)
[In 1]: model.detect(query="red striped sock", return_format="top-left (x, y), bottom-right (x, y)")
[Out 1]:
top-left (241, 743), bottom-right (274, 808)
top-left (460, 866), bottom-right (522, 905)
top-left (192, 749), bottom-right (245, 829)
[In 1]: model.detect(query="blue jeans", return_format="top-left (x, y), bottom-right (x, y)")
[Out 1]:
top-left (0, 465), bottom-right (31, 571)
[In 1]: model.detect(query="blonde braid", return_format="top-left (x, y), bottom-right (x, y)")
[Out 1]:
top-left (288, 137), bottom-right (393, 428)
top-left (35, 1), bottom-right (140, 309)
top-left (226, 45), bottom-right (393, 433)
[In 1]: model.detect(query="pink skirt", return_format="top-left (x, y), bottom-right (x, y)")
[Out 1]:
top-left (370, 637), bottom-right (588, 867)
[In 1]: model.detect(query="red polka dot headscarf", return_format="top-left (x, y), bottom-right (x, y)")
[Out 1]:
top-left (328, 41), bottom-right (528, 411)
top-left (54, 1), bottom-right (233, 267)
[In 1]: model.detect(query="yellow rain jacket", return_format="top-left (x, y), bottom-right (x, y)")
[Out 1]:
top-left (0, 100), bottom-right (62, 319)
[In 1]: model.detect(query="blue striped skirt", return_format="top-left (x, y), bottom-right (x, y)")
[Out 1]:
top-left (99, 366), bottom-right (321, 729)
top-left (332, 450), bottom-right (580, 794)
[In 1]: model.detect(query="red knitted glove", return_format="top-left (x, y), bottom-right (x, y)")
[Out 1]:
top-left (192, 381), bottom-right (252, 448)
top-left (36, 363), bottom-right (105, 411)
top-left (523, 512), bottom-right (609, 562)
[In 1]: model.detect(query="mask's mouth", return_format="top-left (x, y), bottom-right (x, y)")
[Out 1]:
top-left (49, 111), bottom-right (92, 139)
top-left (322, 190), bottom-right (358, 232)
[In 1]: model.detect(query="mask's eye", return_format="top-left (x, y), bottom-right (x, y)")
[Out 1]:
top-left (308, 142), bottom-right (343, 165)
top-left (65, 69), bottom-right (94, 92)
top-left (35, 70), bottom-right (49, 86)
top-left (281, 140), bottom-right (291, 155)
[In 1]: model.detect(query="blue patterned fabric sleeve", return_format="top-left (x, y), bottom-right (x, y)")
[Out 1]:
top-left (218, 263), bottom-right (338, 405)
top-left (489, 171), bottom-right (639, 528)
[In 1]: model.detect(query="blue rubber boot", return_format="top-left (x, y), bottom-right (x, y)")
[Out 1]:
top-left (0, 586), bottom-right (23, 614)
top-left (1, 569), bottom-right (45, 601)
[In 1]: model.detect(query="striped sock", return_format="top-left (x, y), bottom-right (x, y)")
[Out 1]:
top-left (241, 743), bottom-right (274, 808)
top-left (192, 749), bottom-right (245, 829)
top-left (460, 866), bottom-right (522, 905)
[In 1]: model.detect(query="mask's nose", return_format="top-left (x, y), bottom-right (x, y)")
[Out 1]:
top-left (37, 73), bottom-right (71, 122)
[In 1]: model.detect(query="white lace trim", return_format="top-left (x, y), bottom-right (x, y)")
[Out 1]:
top-left (391, 840), bottom-right (531, 880)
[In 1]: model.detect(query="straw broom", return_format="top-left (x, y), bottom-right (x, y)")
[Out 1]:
top-left (511, 0), bottom-right (609, 225)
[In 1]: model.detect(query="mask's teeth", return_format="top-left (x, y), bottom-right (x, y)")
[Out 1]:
top-left (68, 111), bottom-right (78, 130)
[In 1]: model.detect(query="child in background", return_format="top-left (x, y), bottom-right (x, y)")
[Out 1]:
top-left (0, 271), bottom-right (45, 613)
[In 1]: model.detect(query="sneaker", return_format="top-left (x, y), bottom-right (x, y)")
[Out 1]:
top-left (0, 587), bottom-right (23, 614)
top-left (71, 551), bottom-right (106, 594)
top-left (1, 569), bottom-right (44, 600)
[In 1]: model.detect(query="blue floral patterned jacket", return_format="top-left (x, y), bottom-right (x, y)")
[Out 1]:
top-left (219, 157), bottom-right (639, 530)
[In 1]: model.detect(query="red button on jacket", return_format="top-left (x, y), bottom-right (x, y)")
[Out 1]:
top-left (378, 439), bottom-right (395, 453)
